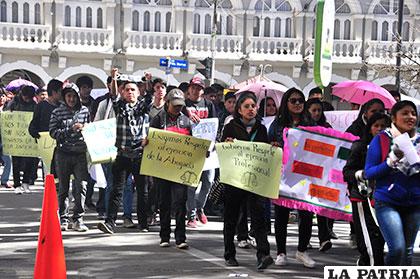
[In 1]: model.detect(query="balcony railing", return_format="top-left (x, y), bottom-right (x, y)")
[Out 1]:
top-left (306, 39), bottom-right (362, 63)
top-left (0, 22), bottom-right (50, 49)
top-left (188, 34), bottom-right (243, 59)
top-left (125, 31), bottom-right (183, 56)
top-left (249, 37), bottom-right (301, 61)
top-left (57, 27), bottom-right (113, 53)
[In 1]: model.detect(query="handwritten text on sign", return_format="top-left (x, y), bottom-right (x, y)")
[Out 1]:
top-left (0, 111), bottom-right (38, 157)
top-left (82, 118), bottom-right (117, 164)
top-left (140, 128), bottom-right (211, 187)
top-left (38, 132), bottom-right (56, 174)
top-left (216, 140), bottom-right (282, 198)
top-left (325, 110), bottom-right (359, 132)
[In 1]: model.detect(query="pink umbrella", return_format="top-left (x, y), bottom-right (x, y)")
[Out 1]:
top-left (6, 78), bottom-right (39, 92)
top-left (332, 80), bottom-right (396, 109)
top-left (235, 80), bottom-right (287, 109)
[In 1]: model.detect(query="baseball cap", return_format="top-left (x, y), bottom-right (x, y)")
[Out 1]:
top-left (166, 88), bottom-right (185, 106)
top-left (189, 76), bottom-right (205, 89)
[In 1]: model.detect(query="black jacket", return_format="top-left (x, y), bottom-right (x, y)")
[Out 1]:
top-left (28, 100), bottom-right (60, 138)
top-left (221, 118), bottom-right (268, 143)
top-left (345, 116), bottom-right (366, 138)
top-left (6, 95), bottom-right (36, 112)
top-left (150, 108), bottom-right (192, 135)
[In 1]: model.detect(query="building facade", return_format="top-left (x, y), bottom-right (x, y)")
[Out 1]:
top-left (0, 0), bottom-right (418, 97)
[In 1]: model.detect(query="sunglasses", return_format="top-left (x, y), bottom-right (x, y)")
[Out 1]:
top-left (288, 98), bottom-right (304, 105)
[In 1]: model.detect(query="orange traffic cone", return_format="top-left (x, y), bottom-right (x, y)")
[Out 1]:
top-left (34, 174), bottom-right (67, 279)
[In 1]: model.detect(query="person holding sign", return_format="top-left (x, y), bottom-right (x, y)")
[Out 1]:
top-left (365, 101), bottom-right (420, 266)
top-left (149, 88), bottom-right (192, 249)
top-left (49, 83), bottom-right (90, 232)
top-left (98, 69), bottom-right (150, 235)
top-left (221, 92), bottom-right (273, 270)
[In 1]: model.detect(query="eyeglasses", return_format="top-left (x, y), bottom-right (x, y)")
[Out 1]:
top-left (288, 98), bottom-right (304, 105)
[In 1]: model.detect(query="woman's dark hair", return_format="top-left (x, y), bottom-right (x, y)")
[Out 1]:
top-left (20, 86), bottom-right (36, 97)
top-left (390, 100), bottom-right (418, 118)
top-left (363, 112), bottom-right (391, 143)
top-left (234, 91), bottom-right (257, 119)
top-left (152, 78), bottom-right (166, 88)
top-left (276, 87), bottom-right (306, 128)
top-left (355, 98), bottom-right (385, 120)
top-left (258, 97), bottom-right (277, 117)
top-left (166, 85), bottom-right (177, 92)
top-left (305, 98), bottom-right (328, 126)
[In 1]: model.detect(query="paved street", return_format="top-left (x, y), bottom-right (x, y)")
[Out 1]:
top-left (0, 184), bottom-right (419, 279)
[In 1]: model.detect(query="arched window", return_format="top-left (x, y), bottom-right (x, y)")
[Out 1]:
top-left (371, 20), bottom-right (378, 40)
top-left (253, 16), bottom-right (260, 36)
top-left (34, 3), bottom-right (41, 24)
top-left (275, 0), bottom-right (291, 11)
top-left (0, 1), bottom-right (6, 22)
top-left (226, 15), bottom-right (233, 35)
top-left (165, 12), bottom-right (171, 32)
top-left (65, 6), bottom-right (71, 26)
top-left (23, 3), bottom-right (29, 24)
top-left (344, 20), bottom-right (351, 40)
top-left (76, 7), bottom-right (81, 27)
top-left (12, 2), bottom-right (18, 23)
top-left (86, 7), bottom-right (92, 28)
top-left (132, 11), bottom-right (139, 31)
top-left (155, 12), bottom-right (161, 32)
top-left (274, 18), bottom-right (281, 37)
top-left (204, 14), bottom-right (211, 34)
top-left (334, 19), bottom-right (340, 39)
top-left (335, 0), bottom-right (350, 13)
top-left (373, 0), bottom-right (410, 15)
top-left (264, 17), bottom-right (270, 37)
top-left (381, 21), bottom-right (388, 41)
top-left (392, 21), bottom-right (397, 41)
top-left (402, 22), bottom-right (410, 41)
top-left (285, 17), bottom-right (291, 37)
top-left (97, 8), bottom-right (103, 28)
top-left (216, 16), bottom-right (222, 35)
top-left (193, 14), bottom-right (200, 33)
top-left (255, 0), bottom-right (271, 11)
top-left (144, 11), bottom-right (150, 31)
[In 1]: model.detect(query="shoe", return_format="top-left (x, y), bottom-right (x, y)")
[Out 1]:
top-left (22, 183), bottom-right (30, 194)
top-left (319, 240), bottom-right (332, 252)
top-left (238, 240), bottom-right (251, 249)
top-left (147, 213), bottom-right (159, 226)
top-left (139, 225), bottom-right (149, 232)
top-left (14, 187), bottom-right (23, 195)
top-left (225, 258), bottom-right (239, 266)
top-left (97, 213), bottom-right (106, 220)
top-left (330, 231), bottom-right (338, 239)
top-left (186, 219), bottom-right (197, 228)
top-left (296, 251), bottom-right (316, 268)
top-left (98, 222), bottom-right (114, 234)
top-left (1, 182), bottom-right (13, 188)
top-left (73, 221), bottom-right (89, 232)
top-left (123, 218), bottom-right (136, 228)
top-left (197, 209), bottom-right (208, 224)
top-left (257, 255), bottom-right (274, 270)
top-left (60, 221), bottom-right (69, 231)
top-left (176, 242), bottom-right (189, 249)
top-left (275, 253), bottom-right (287, 266)
top-left (160, 241), bottom-right (170, 248)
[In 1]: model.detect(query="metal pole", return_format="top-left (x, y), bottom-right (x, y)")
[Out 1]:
top-left (51, 0), bottom-right (56, 45)
top-left (210, 0), bottom-right (217, 84)
top-left (396, 0), bottom-right (404, 93)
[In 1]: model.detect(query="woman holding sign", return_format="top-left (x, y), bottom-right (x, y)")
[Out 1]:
top-left (221, 92), bottom-right (274, 270)
top-left (365, 101), bottom-right (420, 266)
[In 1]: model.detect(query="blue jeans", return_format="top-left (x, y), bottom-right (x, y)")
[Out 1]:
top-left (375, 200), bottom-right (420, 265)
top-left (1, 154), bottom-right (11, 185)
top-left (187, 169), bottom-right (215, 219)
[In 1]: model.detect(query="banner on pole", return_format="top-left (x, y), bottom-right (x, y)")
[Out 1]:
top-left (140, 128), bottom-right (211, 187)
top-left (216, 140), bottom-right (282, 198)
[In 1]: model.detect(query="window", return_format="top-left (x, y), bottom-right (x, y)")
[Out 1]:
top-left (12, 2), bottom-right (18, 23)
top-left (253, 16), bottom-right (260, 36)
top-left (65, 6), bottom-right (71, 26)
top-left (158, 0), bottom-right (172, 5)
top-left (285, 18), bottom-right (291, 37)
top-left (335, 0), bottom-right (350, 13)
top-left (217, 16), bottom-right (222, 35)
top-left (373, 0), bottom-right (410, 15)
top-left (402, 22), bottom-right (410, 41)
top-left (97, 8), bottom-right (103, 28)
top-left (76, 7), bottom-right (81, 27)
top-left (381, 21), bottom-right (388, 41)
top-left (132, 11), bottom-right (139, 31)
top-left (204, 14), bottom-right (211, 34)
top-left (165, 12), bottom-right (171, 32)
top-left (334, 19), bottom-right (340, 39)
top-left (155, 12), bottom-right (161, 32)
top-left (86, 8), bottom-right (92, 28)
top-left (274, 18), bottom-right (281, 37)
top-left (275, 0), bottom-right (291, 11)
top-left (264, 17), bottom-right (270, 37)
top-left (23, 3), bottom-right (29, 24)
top-left (371, 20), bottom-right (378, 40)
top-left (34, 3), bottom-right (41, 24)
top-left (226, 15), bottom-right (233, 35)
top-left (193, 14), bottom-right (200, 33)
top-left (0, 1), bottom-right (6, 22)
top-left (392, 21), bottom-right (397, 41)
top-left (144, 11), bottom-right (150, 31)
top-left (344, 20), bottom-right (351, 40)
top-left (255, 0), bottom-right (271, 11)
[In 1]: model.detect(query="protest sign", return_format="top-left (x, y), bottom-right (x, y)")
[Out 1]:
top-left (0, 111), bottom-right (38, 157)
top-left (192, 118), bottom-right (220, 170)
top-left (37, 132), bottom-right (56, 174)
top-left (81, 118), bottom-right (117, 164)
top-left (273, 126), bottom-right (358, 221)
top-left (216, 140), bottom-right (282, 198)
top-left (140, 128), bottom-right (211, 187)
top-left (325, 110), bottom-right (358, 132)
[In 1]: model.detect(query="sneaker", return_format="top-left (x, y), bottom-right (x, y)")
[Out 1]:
top-left (238, 240), bottom-right (251, 249)
top-left (1, 182), bottom-right (13, 188)
top-left (123, 218), bottom-right (136, 228)
top-left (22, 183), bottom-right (30, 194)
top-left (73, 221), bottom-right (89, 232)
top-left (14, 187), bottom-right (23, 195)
top-left (197, 209), bottom-right (208, 224)
top-left (147, 213), bottom-right (159, 226)
top-left (257, 255), bottom-right (274, 270)
top-left (98, 222), bottom-right (114, 234)
top-left (225, 258), bottom-right (239, 266)
top-left (176, 242), bottom-right (189, 249)
top-left (275, 253), bottom-right (287, 266)
top-left (160, 241), bottom-right (170, 248)
top-left (319, 240), bottom-right (332, 252)
top-left (186, 219), bottom-right (197, 228)
top-left (60, 221), bottom-right (69, 231)
top-left (296, 251), bottom-right (316, 268)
